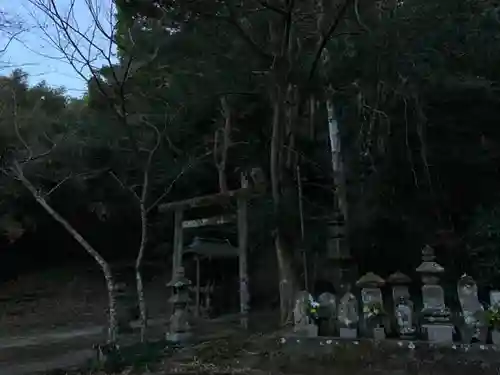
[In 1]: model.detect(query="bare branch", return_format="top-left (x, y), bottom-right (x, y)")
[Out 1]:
top-left (280, 0), bottom-right (297, 57)
top-left (255, 0), bottom-right (287, 15)
top-left (45, 173), bottom-right (73, 197)
top-left (308, 0), bottom-right (354, 81)
top-left (354, 0), bottom-right (371, 32)
top-left (0, 29), bottom-right (24, 55)
top-left (223, 0), bottom-right (272, 61)
top-left (146, 150), bottom-right (212, 213)
top-left (109, 170), bottom-right (140, 201)
top-left (11, 89), bottom-right (33, 161)
top-left (29, 0), bottom-right (144, 155)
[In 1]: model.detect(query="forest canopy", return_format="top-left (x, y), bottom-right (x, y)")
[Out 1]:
top-left (2, 0), bottom-right (500, 302)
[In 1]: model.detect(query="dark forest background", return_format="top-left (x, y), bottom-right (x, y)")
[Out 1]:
top-left (1, 0), bottom-right (500, 298)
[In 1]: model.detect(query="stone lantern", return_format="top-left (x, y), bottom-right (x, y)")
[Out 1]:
top-left (415, 245), bottom-right (452, 343)
top-left (166, 267), bottom-right (192, 343)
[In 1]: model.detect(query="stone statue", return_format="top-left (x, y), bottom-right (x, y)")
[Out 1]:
top-left (395, 296), bottom-right (415, 337)
top-left (293, 291), bottom-right (311, 327)
top-left (457, 274), bottom-right (487, 343)
top-left (338, 290), bottom-right (359, 328)
top-left (293, 291), bottom-right (318, 336)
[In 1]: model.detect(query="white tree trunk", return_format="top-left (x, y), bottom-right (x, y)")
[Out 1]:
top-left (14, 165), bottom-right (118, 343)
top-left (136, 200), bottom-right (148, 342)
top-left (326, 96), bottom-right (348, 221)
top-left (237, 173), bottom-right (249, 328)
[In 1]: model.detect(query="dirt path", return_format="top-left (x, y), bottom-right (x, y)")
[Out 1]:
top-left (0, 312), bottom-right (258, 375)
top-left (1, 348), bottom-right (94, 375)
top-left (0, 318), bottom-right (169, 375)
top-left (0, 267), bottom-right (168, 337)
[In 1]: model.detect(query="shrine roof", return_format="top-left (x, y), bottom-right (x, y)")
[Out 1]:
top-left (183, 236), bottom-right (238, 259)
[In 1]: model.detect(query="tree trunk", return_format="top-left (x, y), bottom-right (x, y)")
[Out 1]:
top-left (326, 95), bottom-right (348, 221)
top-left (309, 94), bottom-right (316, 140)
top-left (274, 228), bottom-right (297, 325)
top-left (237, 173), bottom-right (249, 328)
top-left (136, 160), bottom-right (154, 342)
top-left (215, 96), bottom-right (232, 193)
top-left (270, 88), bottom-right (297, 325)
top-left (136, 199), bottom-right (148, 342)
top-left (315, 0), bottom-right (349, 222)
top-left (15, 166), bottom-right (118, 343)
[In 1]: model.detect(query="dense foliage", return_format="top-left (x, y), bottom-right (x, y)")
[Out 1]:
top-left (2, 0), bottom-right (500, 292)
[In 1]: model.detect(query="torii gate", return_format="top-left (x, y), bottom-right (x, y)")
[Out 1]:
top-left (158, 172), bottom-right (265, 327)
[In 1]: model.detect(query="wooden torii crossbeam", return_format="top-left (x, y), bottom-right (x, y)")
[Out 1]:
top-left (158, 186), bottom-right (253, 212)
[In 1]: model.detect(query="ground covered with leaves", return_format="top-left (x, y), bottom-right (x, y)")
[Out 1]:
top-left (43, 330), bottom-right (500, 375)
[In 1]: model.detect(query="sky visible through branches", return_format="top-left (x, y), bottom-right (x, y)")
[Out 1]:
top-left (1, 0), bottom-right (115, 97)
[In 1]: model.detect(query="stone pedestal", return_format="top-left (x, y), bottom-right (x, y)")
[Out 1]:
top-left (296, 324), bottom-right (319, 337)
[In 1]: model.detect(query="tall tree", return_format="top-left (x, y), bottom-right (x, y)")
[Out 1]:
top-left (114, 0), bottom-right (366, 322)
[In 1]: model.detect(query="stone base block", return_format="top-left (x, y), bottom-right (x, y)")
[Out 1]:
top-left (423, 324), bottom-right (453, 344)
top-left (373, 327), bottom-right (386, 340)
top-left (492, 330), bottom-right (500, 346)
top-left (294, 323), bottom-right (318, 337)
top-left (339, 327), bottom-right (357, 339)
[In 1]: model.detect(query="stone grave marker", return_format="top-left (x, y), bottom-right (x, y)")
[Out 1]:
top-left (395, 296), bottom-right (415, 338)
top-left (457, 274), bottom-right (487, 343)
top-left (317, 292), bottom-right (337, 336)
top-left (337, 284), bottom-right (359, 339)
top-left (387, 271), bottom-right (411, 302)
top-left (356, 272), bottom-right (385, 339)
top-left (422, 284), bottom-right (445, 311)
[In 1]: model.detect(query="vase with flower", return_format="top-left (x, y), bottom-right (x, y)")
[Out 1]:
top-left (486, 303), bottom-right (500, 345)
top-left (363, 301), bottom-right (386, 340)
